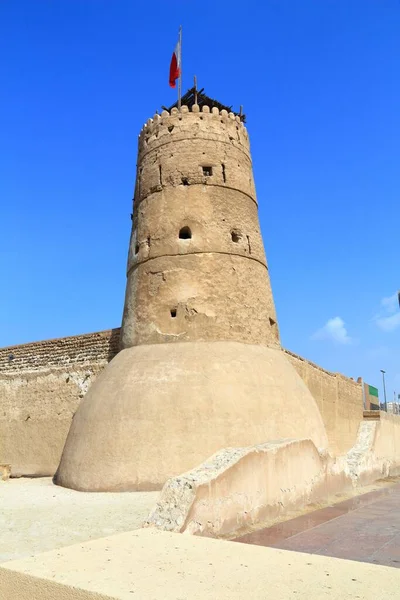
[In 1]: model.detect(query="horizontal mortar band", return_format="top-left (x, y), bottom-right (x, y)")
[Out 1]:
top-left (138, 136), bottom-right (252, 164)
top-left (135, 183), bottom-right (258, 208)
top-left (127, 250), bottom-right (268, 276)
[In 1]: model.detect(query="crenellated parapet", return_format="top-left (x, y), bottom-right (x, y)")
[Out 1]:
top-left (138, 104), bottom-right (249, 157)
top-left (134, 104), bottom-right (256, 208)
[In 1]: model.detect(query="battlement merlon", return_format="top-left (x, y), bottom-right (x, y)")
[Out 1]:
top-left (138, 105), bottom-right (250, 160)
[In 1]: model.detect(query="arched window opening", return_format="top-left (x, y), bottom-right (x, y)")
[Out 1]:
top-left (179, 226), bottom-right (192, 240)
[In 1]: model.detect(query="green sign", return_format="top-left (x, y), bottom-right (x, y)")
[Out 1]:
top-left (369, 385), bottom-right (379, 398)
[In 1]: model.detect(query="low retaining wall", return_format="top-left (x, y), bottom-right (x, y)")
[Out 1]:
top-left (145, 439), bottom-right (350, 538)
top-left (373, 412), bottom-right (400, 473)
top-left (146, 413), bottom-right (400, 538)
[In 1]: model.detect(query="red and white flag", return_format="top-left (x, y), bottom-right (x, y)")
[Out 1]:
top-left (169, 39), bottom-right (181, 88)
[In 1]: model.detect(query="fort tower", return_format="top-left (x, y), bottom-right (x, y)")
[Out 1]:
top-left (55, 95), bottom-right (327, 492)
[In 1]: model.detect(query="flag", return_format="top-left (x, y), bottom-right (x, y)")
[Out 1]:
top-left (169, 40), bottom-right (181, 88)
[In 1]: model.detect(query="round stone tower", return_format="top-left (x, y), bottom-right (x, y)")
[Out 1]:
top-left (120, 105), bottom-right (279, 349)
top-left (55, 102), bottom-right (327, 492)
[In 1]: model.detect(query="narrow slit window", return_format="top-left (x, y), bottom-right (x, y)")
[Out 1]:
top-left (170, 308), bottom-right (177, 318)
top-left (202, 166), bottom-right (213, 177)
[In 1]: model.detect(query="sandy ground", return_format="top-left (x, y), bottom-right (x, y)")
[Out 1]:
top-left (0, 477), bottom-right (158, 563)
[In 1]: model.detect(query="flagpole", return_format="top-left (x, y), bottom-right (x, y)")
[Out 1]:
top-left (178, 25), bottom-right (182, 110)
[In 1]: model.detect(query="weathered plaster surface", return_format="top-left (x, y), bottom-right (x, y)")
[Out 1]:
top-left (55, 342), bottom-right (328, 491)
top-left (145, 413), bottom-right (400, 539)
top-left (0, 330), bottom-right (119, 476)
top-left (284, 349), bottom-right (363, 455)
top-left (0, 327), bottom-right (373, 479)
top-left (144, 439), bottom-right (348, 538)
top-left (120, 105), bottom-right (279, 349)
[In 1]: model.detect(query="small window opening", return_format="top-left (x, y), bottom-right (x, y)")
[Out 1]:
top-left (269, 317), bottom-right (279, 340)
top-left (168, 125), bottom-right (174, 133)
top-left (181, 177), bottom-right (189, 186)
top-left (179, 226), bottom-right (192, 240)
top-left (246, 235), bottom-right (252, 254)
top-left (135, 243), bottom-right (140, 255)
top-left (231, 230), bottom-right (241, 243)
top-left (222, 163), bottom-right (226, 183)
top-left (170, 308), bottom-right (177, 318)
top-left (202, 166), bottom-right (213, 177)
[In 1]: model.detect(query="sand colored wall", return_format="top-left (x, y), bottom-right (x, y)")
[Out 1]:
top-left (146, 438), bottom-right (350, 538)
top-left (346, 414), bottom-right (400, 486)
top-left (284, 350), bottom-right (363, 455)
top-left (55, 342), bottom-right (328, 491)
top-left (373, 412), bottom-right (400, 469)
top-left (1, 327), bottom-right (367, 477)
top-left (120, 105), bottom-right (279, 349)
top-left (0, 330), bottom-right (119, 476)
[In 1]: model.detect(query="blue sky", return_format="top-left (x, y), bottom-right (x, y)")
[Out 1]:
top-left (1, 1), bottom-right (398, 400)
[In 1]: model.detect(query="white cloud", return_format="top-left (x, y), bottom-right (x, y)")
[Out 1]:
top-left (374, 293), bottom-right (400, 332)
top-left (311, 316), bottom-right (353, 345)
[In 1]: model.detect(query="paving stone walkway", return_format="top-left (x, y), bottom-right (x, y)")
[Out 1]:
top-left (235, 483), bottom-right (400, 568)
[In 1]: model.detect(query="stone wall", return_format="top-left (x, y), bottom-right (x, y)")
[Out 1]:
top-left (121, 104), bottom-right (279, 350)
top-left (0, 329), bottom-right (120, 476)
top-left (284, 349), bottom-right (363, 455)
top-left (1, 328), bottom-right (363, 476)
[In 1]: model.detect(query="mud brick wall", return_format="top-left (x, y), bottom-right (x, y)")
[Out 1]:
top-left (284, 349), bottom-right (363, 455)
top-left (0, 326), bottom-right (364, 476)
top-left (0, 329), bottom-right (120, 476)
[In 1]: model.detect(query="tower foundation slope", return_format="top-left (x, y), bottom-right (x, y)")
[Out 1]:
top-left (55, 341), bottom-right (328, 492)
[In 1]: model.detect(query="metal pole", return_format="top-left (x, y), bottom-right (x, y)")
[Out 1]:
top-left (178, 25), bottom-right (182, 110)
top-left (381, 369), bottom-right (387, 412)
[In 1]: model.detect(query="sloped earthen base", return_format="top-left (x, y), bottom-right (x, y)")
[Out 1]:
top-left (55, 342), bottom-right (328, 491)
